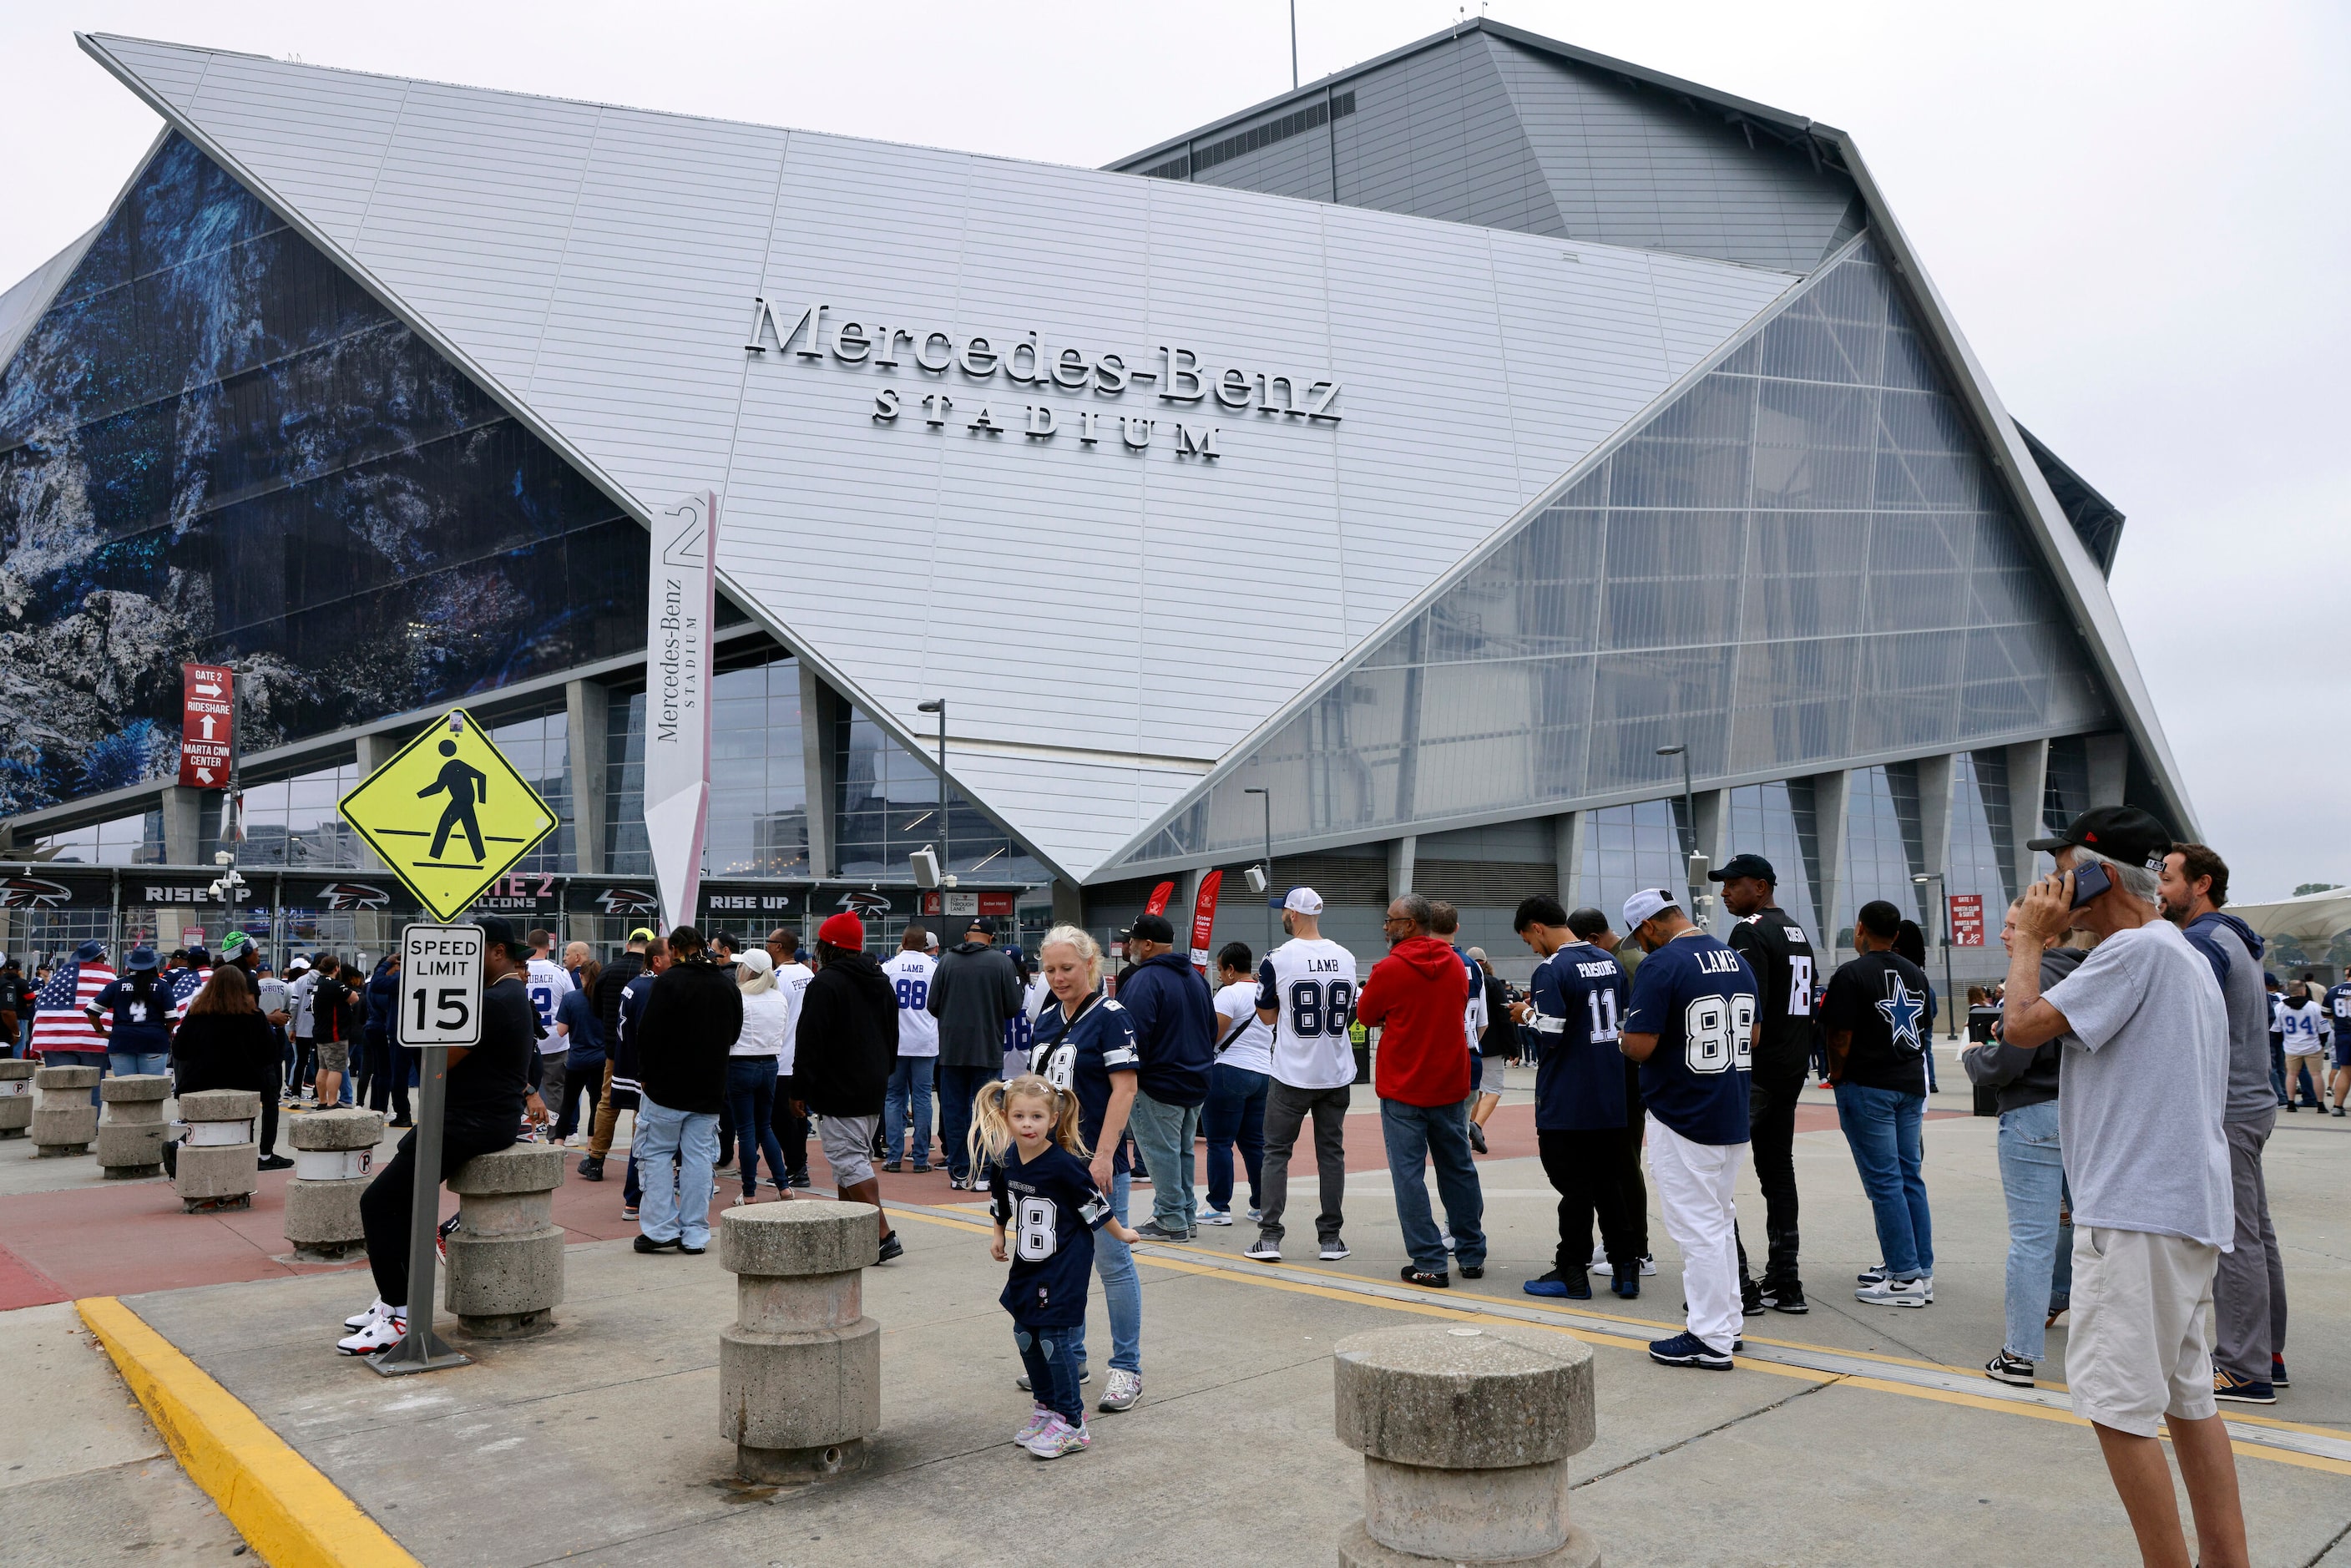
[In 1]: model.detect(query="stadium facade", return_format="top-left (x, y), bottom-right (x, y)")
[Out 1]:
top-left (0, 22), bottom-right (2187, 978)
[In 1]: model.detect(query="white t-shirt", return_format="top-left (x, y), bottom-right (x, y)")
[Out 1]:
top-left (735, 986), bottom-right (789, 1059)
top-left (527, 958), bottom-right (574, 1056)
top-left (882, 951), bottom-right (940, 1057)
top-left (1212, 979), bottom-right (1276, 1077)
top-left (776, 961), bottom-right (815, 1075)
top-left (1256, 938), bottom-right (1359, 1090)
top-left (1024, 974), bottom-right (1052, 1024)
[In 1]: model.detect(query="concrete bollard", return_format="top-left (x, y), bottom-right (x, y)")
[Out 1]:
top-left (283, 1108), bottom-right (386, 1259)
top-left (444, 1145), bottom-right (566, 1338)
top-left (718, 1201), bottom-right (881, 1484)
top-left (1332, 1323), bottom-right (1600, 1568)
top-left (96, 1074), bottom-right (173, 1177)
top-left (29, 1065), bottom-right (101, 1156)
top-left (0, 1059), bottom-right (35, 1138)
top-left (173, 1088), bottom-right (260, 1211)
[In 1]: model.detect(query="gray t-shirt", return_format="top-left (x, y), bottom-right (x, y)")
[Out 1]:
top-left (2186, 914), bottom-right (2277, 1124)
top-left (2046, 920), bottom-right (2232, 1249)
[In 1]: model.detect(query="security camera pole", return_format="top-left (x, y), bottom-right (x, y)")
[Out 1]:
top-left (917, 699), bottom-right (949, 888)
top-left (1245, 786), bottom-right (1272, 957)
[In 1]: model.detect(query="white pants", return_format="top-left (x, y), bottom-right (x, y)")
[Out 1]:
top-left (1646, 1113), bottom-right (1747, 1353)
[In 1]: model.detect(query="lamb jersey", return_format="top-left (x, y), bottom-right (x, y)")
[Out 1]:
top-left (882, 951), bottom-right (939, 1057)
top-left (1622, 931), bottom-right (1757, 1146)
top-left (1256, 938), bottom-right (1358, 1090)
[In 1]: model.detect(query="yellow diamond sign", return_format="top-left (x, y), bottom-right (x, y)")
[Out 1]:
top-left (338, 709), bottom-right (559, 923)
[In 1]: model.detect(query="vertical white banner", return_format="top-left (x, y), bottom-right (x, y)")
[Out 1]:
top-left (643, 491), bottom-right (717, 931)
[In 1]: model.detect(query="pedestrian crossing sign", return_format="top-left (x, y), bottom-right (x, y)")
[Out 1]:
top-left (337, 709), bottom-right (559, 923)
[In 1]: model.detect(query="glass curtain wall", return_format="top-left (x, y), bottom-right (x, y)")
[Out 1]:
top-left (200, 759), bottom-right (363, 867)
top-left (605, 651), bottom-right (810, 878)
top-left (1121, 235), bottom-right (2110, 867)
top-left (1724, 781), bottom-right (1820, 938)
top-left (1841, 762), bottom-right (1927, 946)
top-left (1578, 801), bottom-right (1685, 921)
top-left (836, 707), bottom-right (1044, 883)
top-left (488, 713), bottom-right (572, 875)
top-left (1947, 750), bottom-right (2013, 911)
top-left (26, 811), bottom-right (163, 864)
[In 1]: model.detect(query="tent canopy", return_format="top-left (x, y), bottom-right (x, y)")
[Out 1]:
top-left (2222, 888), bottom-right (2351, 946)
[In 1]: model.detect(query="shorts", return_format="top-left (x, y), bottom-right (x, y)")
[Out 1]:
top-left (2064, 1225), bottom-right (2220, 1437)
top-left (2333, 1040), bottom-right (2351, 1069)
top-left (1479, 1055), bottom-right (1506, 1095)
top-left (314, 1039), bottom-right (351, 1075)
top-left (820, 1113), bottom-right (879, 1187)
top-left (2285, 1049), bottom-right (2325, 1075)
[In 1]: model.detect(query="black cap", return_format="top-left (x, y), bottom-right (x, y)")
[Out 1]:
top-left (2025, 806), bottom-right (2172, 873)
top-left (1130, 913), bottom-right (1176, 944)
top-left (1707, 852), bottom-right (1777, 885)
top-left (473, 914), bottom-right (535, 962)
top-left (710, 931), bottom-right (741, 950)
top-left (968, 915), bottom-right (1000, 936)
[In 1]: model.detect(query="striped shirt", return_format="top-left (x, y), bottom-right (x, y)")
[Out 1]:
top-left (32, 961), bottom-right (115, 1055)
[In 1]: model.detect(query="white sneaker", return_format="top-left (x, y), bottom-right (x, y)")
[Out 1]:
top-left (1197, 1207), bottom-right (1233, 1227)
top-left (1024, 1414), bottom-right (1091, 1459)
top-left (1319, 1240), bottom-right (1351, 1261)
top-left (1856, 1277), bottom-right (1931, 1309)
top-left (1438, 1231), bottom-right (1455, 1253)
top-left (1596, 1252), bottom-right (1659, 1276)
top-left (1098, 1368), bottom-right (1142, 1413)
top-left (1244, 1236), bottom-right (1282, 1261)
top-left (342, 1297), bottom-right (391, 1331)
top-left (1013, 1404), bottom-right (1054, 1444)
top-left (336, 1311), bottom-right (407, 1355)
top-left (1590, 1244), bottom-right (1608, 1273)
top-left (1246, 1207), bottom-right (1262, 1222)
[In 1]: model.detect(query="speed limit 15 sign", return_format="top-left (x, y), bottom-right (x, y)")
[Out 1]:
top-left (399, 923), bottom-right (485, 1047)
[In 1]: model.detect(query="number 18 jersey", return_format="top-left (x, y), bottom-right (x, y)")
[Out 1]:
top-left (1256, 938), bottom-right (1359, 1091)
top-left (1623, 930), bottom-right (1757, 1146)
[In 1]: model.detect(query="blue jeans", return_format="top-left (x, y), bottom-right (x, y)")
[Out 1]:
top-left (724, 1058), bottom-right (786, 1199)
top-left (937, 1065), bottom-right (993, 1181)
top-left (108, 1049), bottom-right (169, 1079)
top-left (1835, 1082), bottom-right (1933, 1279)
top-left (1201, 1063), bottom-right (1268, 1213)
top-left (1378, 1097), bottom-right (1486, 1273)
top-left (884, 1055), bottom-right (937, 1166)
top-left (1995, 1099), bottom-right (2073, 1360)
top-left (1066, 1169), bottom-right (1140, 1375)
top-left (1014, 1320), bottom-right (1085, 1424)
top-left (633, 1096), bottom-right (719, 1248)
top-left (1126, 1090), bottom-right (1201, 1233)
top-left (2270, 1040), bottom-right (2288, 1105)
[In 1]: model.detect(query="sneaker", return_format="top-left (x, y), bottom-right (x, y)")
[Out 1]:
top-left (1401, 1266), bottom-right (1448, 1288)
top-left (434, 1213), bottom-right (460, 1264)
top-left (1856, 1262), bottom-right (1889, 1287)
top-left (680, 1240), bottom-right (707, 1256)
top-left (1245, 1236), bottom-right (1282, 1261)
top-left (786, 1171), bottom-right (811, 1189)
top-left (1856, 1277), bottom-right (1930, 1308)
top-left (1016, 1368), bottom-right (1092, 1390)
top-left (1024, 1414), bottom-right (1091, 1459)
top-left (1589, 1244), bottom-right (1609, 1274)
top-left (948, 1176), bottom-right (972, 1191)
top-left (1319, 1240), bottom-right (1351, 1261)
top-left (1742, 1280), bottom-right (1766, 1318)
top-left (1460, 1263), bottom-right (1484, 1280)
top-left (1014, 1404), bottom-right (1055, 1444)
top-left (257, 1154), bottom-right (294, 1172)
top-left (577, 1156), bottom-right (604, 1181)
top-left (1134, 1221), bottom-right (1192, 1243)
top-left (2283, 1101), bottom-right (2298, 1111)
top-left (2334, 1107), bottom-right (2346, 1118)
top-left (1197, 1207), bottom-right (1233, 1227)
top-left (634, 1235), bottom-right (682, 1254)
top-left (1246, 1207), bottom-right (1262, 1223)
top-left (343, 1297), bottom-right (391, 1331)
top-left (882, 1160), bottom-right (902, 1173)
top-left (1610, 1272), bottom-right (1641, 1300)
top-left (621, 1204), bottom-right (640, 1221)
top-left (1648, 1331), bottom-right (1732, 1370)
top-left (1438, 1230), bottom-right (1455, 1252)
top-left (1759, 1282), bottom-right (1809, 1315)
top-left (1524, 1269), bottom-right (1590, 1301)
top-left (1984, 1350), bottom-right (2035, 1387)
top-left (877, 1232), bottom-right (903, 1263)
top-left (1098, 1368), bottom-right (1142, 1413)
top-left (336, 1312), bottom-right (407, 1356)
top-left (1468, 1121), bottom-right (1488, 1154)
top-left (2213, 1369), bottom-right (2277, 1404)
top-left (2272, 1354), bottom-right (2290, 1388)
top-left (911, 1163), bottom-right (933, 1174)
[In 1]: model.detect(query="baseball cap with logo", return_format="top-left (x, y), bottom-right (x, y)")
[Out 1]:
top-left (1621, 888), bottom-right (1679, 931)
top-left (1130, 913), bottom-right (1176, 945)
top-left (1282, 887), bottom-right (1323, 915)
top-left (1706, 852), bottom-right (1777, 885)
top-left (2025, 806), bottom-right (2172, 873)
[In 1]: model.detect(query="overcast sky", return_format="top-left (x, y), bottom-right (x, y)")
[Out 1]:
top-left (4, 1), bottom-right (2344, 899)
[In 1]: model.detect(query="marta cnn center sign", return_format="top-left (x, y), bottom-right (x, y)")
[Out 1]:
top-left (178, 663), bottom-right (233, 788)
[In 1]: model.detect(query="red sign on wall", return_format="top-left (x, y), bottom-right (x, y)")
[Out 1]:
top-left (1949, 893), bottom-right (1985, 948)
top-left (178, 665), bottom-right (234, 788)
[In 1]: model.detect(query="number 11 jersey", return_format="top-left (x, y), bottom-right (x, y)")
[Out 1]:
top-left (1623, 930), bottom-right (1757, 1146)
top-left (1256, 938), bottom-right (1359, 1091)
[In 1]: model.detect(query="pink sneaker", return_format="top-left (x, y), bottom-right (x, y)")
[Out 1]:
top-left (1023, 1414), bottom-right (1091, 1459)
top-left (1012, 1404), bottom-right (1054, 1445)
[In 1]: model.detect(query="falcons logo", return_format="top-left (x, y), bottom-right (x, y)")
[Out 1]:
top-left (594, 888), bottom-right (660, 915)
top-left (837, 890), bottom-right (892, 919)
top-left (316, 882), bottom-right (391, 911)
top-left (0, 876), bottom-right (71, 909)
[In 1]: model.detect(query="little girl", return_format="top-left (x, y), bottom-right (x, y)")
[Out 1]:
top-left (970, 1074), bottom-right (1140, 1459)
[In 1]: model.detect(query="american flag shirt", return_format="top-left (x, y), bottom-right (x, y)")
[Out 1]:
top-left (168, 965), bottom-right (210, 1021)
top-left (33, 961), bottom-right (114, 1055)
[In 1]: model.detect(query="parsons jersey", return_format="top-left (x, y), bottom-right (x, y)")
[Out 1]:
top-left (1256, 938), bottom-right (1358, 1091)
top-left (1529, 942), bottom-right (1631, 1131)
top-left (991, 1143), bottom-right (1115, 1324)
top-left (1727, 906), bottom-right (1817, 1076)
top-left (1622, 930), bottom-right (1758, 1146)
top-left (2278, 1001), bottom-right (2328, 1053)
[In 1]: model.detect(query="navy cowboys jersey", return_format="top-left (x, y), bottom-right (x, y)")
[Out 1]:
top-left (1027, 994), bottom-right (1140, 1172)
top-left (1622, 931), bottom-right (1757, 1146)
top-left (1529, 942), bottom-right (1631, 1130)
top-left (991, 1143), bottom-right (1115, 1325)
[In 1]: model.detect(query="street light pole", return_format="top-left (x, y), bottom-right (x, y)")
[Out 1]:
top-left (1656, 744), bottom-right (1701, 919)
top-left (1244, 787), bottom-right (1272, 958)
top-left (916, 700), bottom-right (948, 889)
top-left (1913, 872), bottom-right (1956, 1039)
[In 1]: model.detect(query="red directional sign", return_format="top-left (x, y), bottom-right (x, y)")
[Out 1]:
top-left (1949, 893), bottom-right (1985, 947)
top-left (179, 664), bottom-right (234, 788)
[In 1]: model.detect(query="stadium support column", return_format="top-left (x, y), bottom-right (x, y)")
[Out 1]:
top-left (799, 665), bottom-right (838, 881)
top-left (1553, 812), bottom-right (1585, 912)
top-left (1808, 770), bottom-right (1852, 956)
top-left (1387, 837), bottom-right (1417, 901)
top-left (567, 679), bottom-right (608, 878)
top-left (1050, 879), bottom-right (1084, 927)
top-left (159, 787), bottom-right (202, 949)
top-left (1693, 789), bottom-right (1728, 876)
top-left (2085, 734), bottom-right (2127, 809)
top-left (1916, 755), bottom-right (1955, 903)
top-left (2005, 740), bottom-right (2050, 907)
top-left (353, 733), bottom-right (402, 871)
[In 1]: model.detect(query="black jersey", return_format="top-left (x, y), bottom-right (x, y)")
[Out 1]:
top-left (1726, 906), bottom-right (1817, 1077)
top-left (989, 1143), bottom-right (1115, 1326)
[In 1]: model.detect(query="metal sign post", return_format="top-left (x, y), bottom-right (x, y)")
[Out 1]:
top-left (370, 922), bottom-right (484, 1377)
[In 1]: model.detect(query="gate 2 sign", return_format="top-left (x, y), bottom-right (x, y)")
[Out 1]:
top-left (399, 923), bottom-right (484, 1048)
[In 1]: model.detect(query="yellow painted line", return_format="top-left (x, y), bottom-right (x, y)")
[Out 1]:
top-left (78, 1297), bottom-right (422, 1568)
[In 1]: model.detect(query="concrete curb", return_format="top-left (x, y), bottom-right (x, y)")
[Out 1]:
top-left (76, 1295), bottom-right (422, 1568)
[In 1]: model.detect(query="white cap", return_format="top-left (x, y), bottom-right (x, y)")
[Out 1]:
top-left (736, 948), bottom-right (774, 978)
top-left (1621, 888), bottom-right (1677, 931)
top-left (1282, 887), bottom-right (1323, 915)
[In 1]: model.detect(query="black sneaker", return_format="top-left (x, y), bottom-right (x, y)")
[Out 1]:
top-left (577, 1156), bottom-right (604, 1181)
top-left (634, 1235), bottom-right (682, 1254)
top-left (1742, 1280), bottom-right (1766, 1317)
top-left (786, 1170), bottom-right (811, 1189)
top-left (1468, 1121), bottom-right (1488, 1154)
top-left (882, 1160), bottom-right (902, 1173)
top-left (2273, 1353), bottom-right (2290, 1388)
top-left (1134, 1221), bottom-right (1192, 1243)
top-left (1759, 1281), bottom-right (1809, 1315)
top-left (1523, 1269), bottom-right (1590, 1300)
top-left (1984, 1350), bottom-right (2035, 1386)
top-left (257, 1154), bottom-right (294, 1172)
top-left (877, 1232), bottom-right (903, 1264)
top-left (1648, 1331), bottom-right (1732, 1370)
top-left (1459, 1263), bottom-right (1484, 1280)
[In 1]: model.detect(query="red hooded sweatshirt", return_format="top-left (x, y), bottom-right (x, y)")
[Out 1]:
top-left (1357, 934), bottom-right (1473, 1108)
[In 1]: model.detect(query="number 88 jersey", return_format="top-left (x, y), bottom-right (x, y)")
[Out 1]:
top-left (1256, 937), bottom-right (1362, 1091)
top-left (1622, 930), bottom-right (1758, 1146)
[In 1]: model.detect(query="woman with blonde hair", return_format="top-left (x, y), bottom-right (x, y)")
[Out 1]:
top-left (726, 948), bottom-right (791, 1205)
